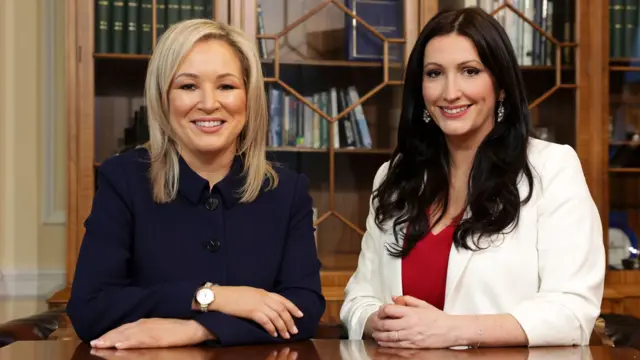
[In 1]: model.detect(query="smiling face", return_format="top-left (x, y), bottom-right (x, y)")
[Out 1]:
top-left (168, 39), bottom-right (247, 160)
top-left (422, 33), bottom-right (502, 144)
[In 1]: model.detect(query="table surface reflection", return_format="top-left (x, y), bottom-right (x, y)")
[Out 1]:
top-left (1, 339), bottom-right (638, 360)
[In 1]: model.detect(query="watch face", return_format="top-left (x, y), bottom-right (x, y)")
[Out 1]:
top-left (196, 288), bottom-right (214, 304)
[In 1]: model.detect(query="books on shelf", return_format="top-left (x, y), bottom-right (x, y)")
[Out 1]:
top-left (468, 0), bottom-right (574, 66)
top-left (266, 85), bottom-right (373, 150)
top-left (610, 0), bottom-right (640, 59)
top-left (95, 0), bottom-right (214, 55)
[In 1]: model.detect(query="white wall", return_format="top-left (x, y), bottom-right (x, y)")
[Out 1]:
top-left (0, 0), bottom-right (67, 320)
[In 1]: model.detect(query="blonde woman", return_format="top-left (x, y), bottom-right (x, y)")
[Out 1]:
top-left (67, 19), bottom-right (325, 348)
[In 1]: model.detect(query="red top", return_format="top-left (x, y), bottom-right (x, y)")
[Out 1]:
top-left (401, 217), bottom-right (460, 310)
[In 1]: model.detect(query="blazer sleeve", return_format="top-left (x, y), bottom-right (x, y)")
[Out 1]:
top-left (66, 159), bottom-right (201, 343)
top-left (193, 174), bottom-right (326, 346)
top-left (509, 145), bottom-right (605, 346)
top-left (340, 162), bottom-right (389, 339)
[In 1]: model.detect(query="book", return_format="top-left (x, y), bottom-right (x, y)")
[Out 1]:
top-left (345, 0), bottom-right (403, 61)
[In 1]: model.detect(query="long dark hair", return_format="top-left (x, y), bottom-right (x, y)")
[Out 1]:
top-left (374, 7), bottom-right (535, 257)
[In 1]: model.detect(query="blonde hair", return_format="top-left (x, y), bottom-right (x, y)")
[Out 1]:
top-left (144, 19), bottom-right (278, 204)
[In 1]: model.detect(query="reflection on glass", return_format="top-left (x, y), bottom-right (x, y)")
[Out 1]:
top-left (258, 0), bottom-right (405, 153)
top-left (266, 84), bottom-right (375, 151)
top-left (609, 68), bottom-right (640, 270)
top-left (256, 0), bottom-right (407, 273)
top-left (437, 1), bottom-right (575, 67)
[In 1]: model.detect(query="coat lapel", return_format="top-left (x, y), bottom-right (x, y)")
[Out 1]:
top-left (444, 244), bottom-right (474, 304)
top-left (445, 207), bottom-right (474, 304)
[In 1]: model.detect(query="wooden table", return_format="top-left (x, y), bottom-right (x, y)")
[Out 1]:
top-left (0, 339), bottom-right (639, 360)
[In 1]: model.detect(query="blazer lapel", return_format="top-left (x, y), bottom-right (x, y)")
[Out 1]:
top-left (445, 244), bottom-right (473, 303)
top-left (445, 207), bottom-right (474, 303)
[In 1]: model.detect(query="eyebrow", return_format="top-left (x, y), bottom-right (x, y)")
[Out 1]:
top-left (174, 72), bottom-right (241, 81)
top-left (423, 60), bottom-right (482, 68)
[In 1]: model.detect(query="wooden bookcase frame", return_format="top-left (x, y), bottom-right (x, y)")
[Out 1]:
top-left (51, 0), bottom-right (635, 323)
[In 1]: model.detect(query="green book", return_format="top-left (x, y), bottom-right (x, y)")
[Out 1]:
top-left (204, 0), bottom-right (214, 19)
top-left (125, 0), bottom-right (138, 54)
top-left (95, 0), bottom-right (111, 53)
top-left (140, 0), bottom-right (153, 54)
top-left (193, 0), bottom-right (206, 19)
top-left (612, 0), bottom-right (625, 58)
top-left (112, 0), bottom-right (125, 53)
top-left (156, 0), bottom-right (166, 40)
top-left (166, 0), bottom-right (181, 27)
top-left (625, 0), bottom-right (639, 58)
top-left (180, 0), bottom-right (194, 20)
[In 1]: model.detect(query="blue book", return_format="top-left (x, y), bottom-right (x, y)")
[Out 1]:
top-left (345, 0), bottom-right (403, 61)
top-left (268, 87), bottom-right (283, 147)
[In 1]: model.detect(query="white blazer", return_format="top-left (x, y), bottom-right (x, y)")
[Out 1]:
top-left (339, 138), bottom-right (606, 347)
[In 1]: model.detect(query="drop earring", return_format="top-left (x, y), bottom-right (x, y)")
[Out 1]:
top-left (497, 100), bottom-right (505, 123)
top-left (423, 109), bottom-right (431, 123)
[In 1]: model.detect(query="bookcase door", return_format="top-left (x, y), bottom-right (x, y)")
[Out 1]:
top-left (608, 2), bottom-right (640, 274)
top-left (439, 1), bottom-right (578, 147)
top-left (240, 0), bottom-right (420, 279)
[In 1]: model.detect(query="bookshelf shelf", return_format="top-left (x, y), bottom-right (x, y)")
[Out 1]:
top-left (266, 147), bottom-right (392, 154)
top-left (260, 58), bottom-right (403, 69)
top-left (610, 66), bottom-right (640, 72)
top-left (610, 58), bottom-right (640, 63)
top-left (94, 53), bottom-right (151, 60)
top-left (609, 168), bottom-right (640, 173)
top-left (520, 65), bottom-right (573, 71)
top-left (610, 140), bottom-right (640, 146)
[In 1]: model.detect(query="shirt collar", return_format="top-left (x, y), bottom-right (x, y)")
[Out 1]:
top-left (178, 155), bottom-right (245, 208)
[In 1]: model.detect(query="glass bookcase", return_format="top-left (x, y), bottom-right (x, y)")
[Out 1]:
top-left (249, 0), bottom-right (413, 274)
top-left (607, 1), bottom-right (640, 272)
top-left (439, 0), bottom-right (577, 146)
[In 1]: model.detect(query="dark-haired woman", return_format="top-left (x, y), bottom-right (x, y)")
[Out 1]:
top-left (340, 7), bottom-right (604, 349)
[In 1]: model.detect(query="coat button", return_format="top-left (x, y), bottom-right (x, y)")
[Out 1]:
top-left (205, 197), bottom-right (219, 211)
top-left (205, 240), bottom-right (221, 253)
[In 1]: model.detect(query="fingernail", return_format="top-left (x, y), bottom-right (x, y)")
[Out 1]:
top-left (115, 343), bottom-right (122, 349)
top-left (272, 332), bottom-right (278, 337)
top-left (292, 326), bottom-right (298, 334)
top-left (284, 332), bottom-right (290, 339)
top-left (298, 311), bottom-right (304, 317)
top-left (90, 340), bottom-right (102, 347)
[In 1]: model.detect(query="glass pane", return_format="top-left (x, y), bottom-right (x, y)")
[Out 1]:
top-left (94, 59), bottom-right (148, 168)
top-left (330, 155), bottom-right (389, 271)
top-left (432, 1), bottom-right (576, 146)
top-left (608, 70), bottom-right (640, 271)
top-left (258, 0), bottom-right (405, 153)
top-left (257, 0), bottom-right (406, 272)
top-left (438, 1), bottom-right (575, 66)
top-left (264, 150), bottom-right (331, 253)
top-left (608, 0), bottom-right (640, 271)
